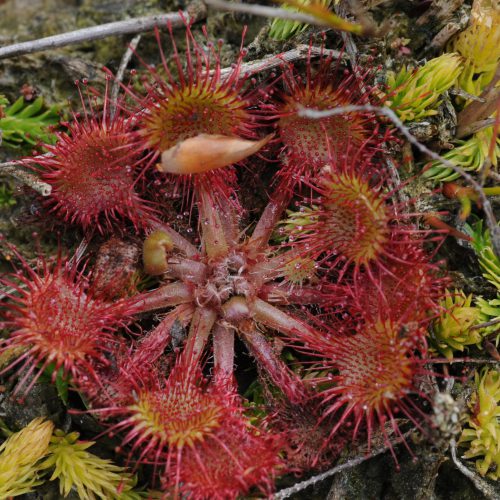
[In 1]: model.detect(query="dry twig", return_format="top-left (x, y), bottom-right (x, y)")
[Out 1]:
top-left (0, 162), bottom-right (51, 196)
top-left (274, 432), bottom-right (412, 499)
top-left (456, 65), bottom-right (500, 138)
top-left (110, 34), bottom-right (142, 118)
top-left (0, 5), bottom-right (206, 60)
top-left (205, 0), bottom-right (324, 26)
top-left (428, 358), bottom-right (500, 365)
top-left (488, 170), bottom-right (500, 182)
top-left (220, 44), bottom-right (344, 80)
top-left (456, 117), bottom-right (496, 140)
top-left (450, 439), bottom-right (498, 500)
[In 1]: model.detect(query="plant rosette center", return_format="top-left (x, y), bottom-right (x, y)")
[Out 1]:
top-left (194, 249), bottom-right (256, 310)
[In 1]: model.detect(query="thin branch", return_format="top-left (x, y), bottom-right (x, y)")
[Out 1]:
top-left (449, 88), bottom-right (485, 103)
top-left (426, 358), bottom-right (500, 365)
top-left (220, 44), bottom-right (344, 80)
top-left (335, 3), bottom-right (359, 68)
top-left (110, 34), bottom-right (142, 118)
top-left (0, 5), bottom-right (207, 60)
top-left (430, 22), bottom-right (464, 52)
top-left (470, 317), bottom-right (500, 331)
top-left (0, 162), bottom-right (51, 196)
top-left (450, 439), bottom-right (498, 500)
top-left (456, 65), bottom-right (500, 137)
top-left (488, 170), bottom-right (500, 182)
top-left (456, 117), bottom-right (496, 140)
top-left (298, 104), bottom-right (500, 258)
top-left (274, 432), bottom-right (412, 499)
top-left (479, 106), bottom-right (500, 186)
top-left (205, 0), bottom-right (326, 26)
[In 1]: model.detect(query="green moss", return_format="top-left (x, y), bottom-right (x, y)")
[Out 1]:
top-left (459, 368), bottom-right (500, 480)
top-left (385, 53), bottom-right (462, 122)
top-left (40, 429), bottom-right (140, 499)
top-left (269, 0), bottom-right (333, 40)
top-left (465, 219), bottom-right (500, 292)
top-left (0, 182), bottom-right (16, 210)
top-left (423, 127), bottom-right (500, 183)
top-left (0, 418), bottom-right (54, 498)
top-left (430, 289), bottom-right (483, 359)
top-left (0, 96), bottom-right (60, 148)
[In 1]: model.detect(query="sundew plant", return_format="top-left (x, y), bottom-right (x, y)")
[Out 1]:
top-left (0, 1), bottom-right (499, 497)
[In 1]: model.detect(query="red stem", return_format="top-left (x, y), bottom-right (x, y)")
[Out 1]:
top-left (132, 304), bottom-right (194, 366)
top-left (247, 184), bottom-right (292, 252)
top-left (213, 323), bottom-right (235, 381)
top-left (133, 282), bottom-right (194, 313)
top-left (240, 326), bottom-right (307, 404)
top-left (260, 282), bottom-right (347, 305)
top-left (165, 257), bottom-right (207, 282)
top-left (249, 296), bottom-right (321, 345)
top-left (197, 180), bottom-right (231, 259)
top-left (184, 306), bottom-right (217, 360)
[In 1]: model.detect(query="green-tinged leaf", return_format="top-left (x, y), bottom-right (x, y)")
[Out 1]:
top-left (270, 0), bottom-right (333, 40)
top-left (476, 295), bottom-right (500, 345)
top-left (430, 289), bottom-right (483, 359)
top-left (423, 126), bottom-right (499, 182)
top-left (0, 96), bottom-right (60, 148)
top-left (0, 418), bottom-right (54, 498)
top-left (465, 219), bottom-right (500, 292)
top-left (385, 53), bottom-right (462, 122)
top-left (271, 0), bottom-right (362, 38)
top-left (40, 429), bottom-right (140, 499)
top-left (0, 181), bottom-right (16, 209)
top-left (55, 369), bottom-right (70, 406)
top-left (449, 7), bottom-right (500, 99)
top-left (458, 368), bottom-right (500, 480)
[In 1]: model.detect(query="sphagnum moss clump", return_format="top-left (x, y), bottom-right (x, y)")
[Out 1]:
top-left (459, 368), bottom-right (500, 480)
top-left (385, 53), bottom-right (462, 122)
top-left (0, 418), bottom-right (54, 498)
top-left (40, 429), bottom-right (139, 499)
top-left (431, 289), bottom-right (483, 360)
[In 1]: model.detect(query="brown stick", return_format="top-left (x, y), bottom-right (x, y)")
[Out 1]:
top-left (0, 4), bottom-right (207, 60)
top-left (205, 0), bottom-right (326, 26)
top-left (456, 65), bottom-right (500, 137)
top-left (220, 44), bottom-right (344, 80)
top-left (275, 431), bottom-right (413, 499)
top-left (456, 117), bottom-right (496, 140)
top-left (0, 162), bottom-right (51, 196)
